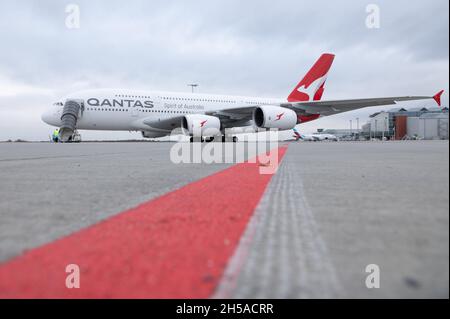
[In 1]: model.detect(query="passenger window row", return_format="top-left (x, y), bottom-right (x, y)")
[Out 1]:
top-left (115, 94), bottom-right (151, 99)
top-left (87, 108), bottom-right (129, 112)
top-left (86, 107), bottom-right (196, 114)
top-left (160, 96), bottom-right (236, 104)
top-left (141, 110), bottom-right (196, 113)
top-left (112, 93), bottom-right (271, 105)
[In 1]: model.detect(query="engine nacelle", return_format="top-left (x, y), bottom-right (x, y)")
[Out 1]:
top-left (182, 114), bottom-right (221, 135)
top-left (253, 105), bottom-right (297, 130)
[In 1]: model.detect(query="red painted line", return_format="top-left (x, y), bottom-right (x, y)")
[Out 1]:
top-left (0, 146), bottom-right (287, 298)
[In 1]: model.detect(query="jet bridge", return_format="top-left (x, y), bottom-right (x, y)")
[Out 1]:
top-left (59, 99), bottom-right (84, 142)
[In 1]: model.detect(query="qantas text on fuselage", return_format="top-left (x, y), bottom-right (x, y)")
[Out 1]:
top-left (86, 98), bottom-right (154, 109)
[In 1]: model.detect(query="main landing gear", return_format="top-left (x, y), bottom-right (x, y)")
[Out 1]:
top-left (189, 135), bottom-right (238, 143)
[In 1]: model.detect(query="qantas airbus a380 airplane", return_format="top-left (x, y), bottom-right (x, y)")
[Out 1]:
top-left (41, 53), bottom-right (444, 142)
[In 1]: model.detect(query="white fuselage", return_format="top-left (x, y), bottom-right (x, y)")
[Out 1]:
top-left (42, 89), bottom-right (286, 136)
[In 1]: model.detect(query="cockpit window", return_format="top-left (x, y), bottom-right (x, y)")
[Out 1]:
top-left (53, 102), bottom-right (63, 106)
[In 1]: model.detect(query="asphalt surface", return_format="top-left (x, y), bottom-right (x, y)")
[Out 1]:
top-left (216, 141), bottom-right (449, 298)
top-left (0, 142), bottom-right (235, 262)
top-left (0, 140), bottom-right (448, 298)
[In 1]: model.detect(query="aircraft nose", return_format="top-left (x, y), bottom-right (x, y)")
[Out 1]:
top-left (41, 109), bottom-right (52, 125)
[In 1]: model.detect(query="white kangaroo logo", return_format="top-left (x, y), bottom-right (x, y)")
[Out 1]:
top-left (296, 75), bottom-right (327, 101)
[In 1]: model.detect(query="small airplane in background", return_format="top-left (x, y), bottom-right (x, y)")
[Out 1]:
top-left (291, 128), bottom-right (338, 142)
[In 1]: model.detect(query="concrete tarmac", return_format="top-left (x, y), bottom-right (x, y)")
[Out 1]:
top-left (0, 140), bottom-right (448, 298)
top-left (0, 142), bottom-right (232, 262)
top-left (216, 141), bottom-right (449, 298)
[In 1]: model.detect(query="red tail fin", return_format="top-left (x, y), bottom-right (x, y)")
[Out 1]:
top-left (433, 90), bottom-right (444, 106)
top-left (287, 53), bottom-right (335, 102)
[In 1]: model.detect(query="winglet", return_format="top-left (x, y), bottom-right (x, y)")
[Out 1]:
top-left (433, 90), bottom-right (444, 106)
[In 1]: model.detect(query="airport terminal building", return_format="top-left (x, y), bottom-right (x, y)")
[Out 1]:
top-left (361, 106), bottom-right (449, 140)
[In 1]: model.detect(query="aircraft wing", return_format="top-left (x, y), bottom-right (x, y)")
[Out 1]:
top-left (283, 95), bottom-right (437, 116)
top-left (206, 92), bottom-right (443, 126)
top-left (142, 115), bottom-right (185, 131)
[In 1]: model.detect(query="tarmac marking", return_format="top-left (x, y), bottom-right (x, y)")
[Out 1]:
top-left (213, 147), bottom-right (342, 298)
top-left (0, 146), bottom-right (287, 298)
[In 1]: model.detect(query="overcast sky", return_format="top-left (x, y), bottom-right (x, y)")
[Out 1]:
top-left (0, 0), bottom-right (448, 140)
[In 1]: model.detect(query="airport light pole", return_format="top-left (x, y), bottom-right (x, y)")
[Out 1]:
top-left (422, 117), bottom-right (426, 139)
top-left (188, 84), bottom-right (198, 93)
top-left (384, 117), bottom-right (388, 140)
top-left (356, 117), bottom-right (360, 140)
top-left (350, 120), bottom-right (353, 137)
top-left (375, 119), bottom-right (378, 140)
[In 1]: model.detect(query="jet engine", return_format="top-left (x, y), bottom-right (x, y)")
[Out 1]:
top-left (182, 114), bottom-right (221, 135)
top-left (253, 105), bottom-right (297, 130)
